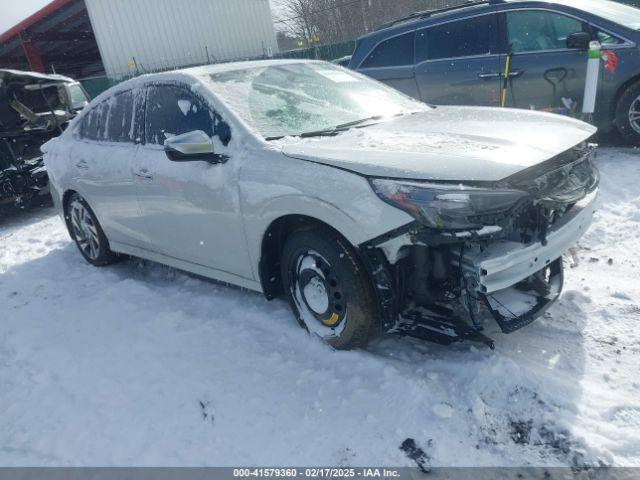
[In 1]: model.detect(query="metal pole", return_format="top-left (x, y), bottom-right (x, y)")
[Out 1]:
top-left (361, 0), bottom-right (369, 33)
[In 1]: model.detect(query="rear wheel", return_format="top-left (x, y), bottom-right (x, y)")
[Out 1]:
top-left (614, 80), bottom-right (640, 144)
top-left (66, 193), bottom-right (118, 266)
top-left (281, 227), bottom-right (379, 350)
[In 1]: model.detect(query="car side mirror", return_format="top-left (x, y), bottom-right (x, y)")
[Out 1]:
top-left (164, 130), bottom-right (220, 163)
top-left (566, 32), bottom-right (591, 50)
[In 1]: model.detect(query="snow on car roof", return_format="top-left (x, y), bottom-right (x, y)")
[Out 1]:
top-left (83, 59), bottom-right (327, 135)
top-left (91, 59), bottom-right (322, 102)
top-left (183, 59), bottom-right (323, 77)
top-left (73, 59), bottom-right (334, 148)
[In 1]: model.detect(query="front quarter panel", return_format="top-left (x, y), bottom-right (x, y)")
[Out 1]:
top-left (240, 147), bottom-right (414, 276)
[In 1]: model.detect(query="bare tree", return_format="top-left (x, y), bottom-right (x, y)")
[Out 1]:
top-left (275, 0), bottom-right (466, 47)
top-left (277, 0), bottom-right (318, 43)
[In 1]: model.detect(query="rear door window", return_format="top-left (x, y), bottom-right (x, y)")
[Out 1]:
top-left (145, 85), bottom-right (215, 145)
top-left (97, 101), bottom-right (110, 141)
top-left (80, 106), bottom-right (100, 141)
top-left (106, 91), bottom-right (134, 143)
top-left (417, 14), bottom-right (497, 62)
top-left (360, 32), bottom-right (415, 68)
top-left (506, 10), bottom-right (587, 53)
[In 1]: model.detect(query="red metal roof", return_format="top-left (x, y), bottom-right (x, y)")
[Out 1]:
top-left (0, 0), bottom-right (76, 43)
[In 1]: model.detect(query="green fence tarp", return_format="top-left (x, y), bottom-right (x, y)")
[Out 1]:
top-left (81, 77), bottom-right (120, 99)
top-left (275, 40), bottom-right (356, 61)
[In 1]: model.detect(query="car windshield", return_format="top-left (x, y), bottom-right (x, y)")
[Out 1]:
top-left (556, 0), bottom-right (640, 30)
top-left (207, 62), bottom-right (428, 140)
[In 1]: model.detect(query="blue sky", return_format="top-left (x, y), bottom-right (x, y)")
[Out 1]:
top-left (0, 0), bottom-right (50, 34)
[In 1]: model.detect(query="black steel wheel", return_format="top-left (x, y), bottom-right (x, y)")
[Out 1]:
top-left (281, 226), bottom-right (379, 350)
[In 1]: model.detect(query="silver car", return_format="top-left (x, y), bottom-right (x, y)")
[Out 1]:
top-left (43, 60), bottom-right (599, 350)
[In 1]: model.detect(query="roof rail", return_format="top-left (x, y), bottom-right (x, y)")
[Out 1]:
top-left (376, 0), bottom-right (505, 31)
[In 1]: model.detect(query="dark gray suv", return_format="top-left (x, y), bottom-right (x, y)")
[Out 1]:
top-left (350, 0), bottom-right (640, 142)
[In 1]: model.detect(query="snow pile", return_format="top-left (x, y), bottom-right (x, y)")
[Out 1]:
top-left (0, 148), bottom-right (638, 467)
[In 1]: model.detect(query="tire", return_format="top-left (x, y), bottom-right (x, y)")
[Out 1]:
top-left (280, 226), bottom-right (380, 350)
top-left (614, 80), bottom-right (640, 144)
top-left (65, 193), bottom-right (118, 266)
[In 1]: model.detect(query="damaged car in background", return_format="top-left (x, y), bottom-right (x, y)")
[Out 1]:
top-left (1, 69), bottom-right (89, 209)
top-left (44, 60), bottom-right (598, 350)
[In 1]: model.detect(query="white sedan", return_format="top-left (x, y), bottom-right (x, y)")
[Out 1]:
top-left (43, 60), bottom-right (599, 350)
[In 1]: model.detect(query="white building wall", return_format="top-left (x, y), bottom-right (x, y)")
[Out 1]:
top-left (84, 0), bottom-right (278, 78)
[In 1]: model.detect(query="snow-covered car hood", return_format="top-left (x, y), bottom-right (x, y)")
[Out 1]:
top-left (280, 106), bottom-right (597, 182)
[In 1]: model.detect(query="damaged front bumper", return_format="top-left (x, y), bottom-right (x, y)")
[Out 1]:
top-left (458, 191), bottom-right (596, 295)
top-left (360, 147), bottom-right (599, 348)
top-left (456, 190), bottom-right (596, 334)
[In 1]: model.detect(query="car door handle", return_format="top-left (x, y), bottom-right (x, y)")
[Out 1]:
top-left (75, 160), bottom-right (89, 170)
top-left (134, 169), bottom-right (154, 180)
top-left (478, 70), bottom-right (524, 80)
top-left (477, 72), bottom-right (502, 79)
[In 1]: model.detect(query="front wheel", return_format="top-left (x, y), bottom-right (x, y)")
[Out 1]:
top-left (614, 81), bottom-right (640, 144)
top-left (66, 193), bottom-right (118, 266)
top-left (281, 227), bottom-right (380, 350)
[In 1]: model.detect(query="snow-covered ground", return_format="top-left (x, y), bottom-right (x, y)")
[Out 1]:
top-left (0, 147), bottom-right (638, 467)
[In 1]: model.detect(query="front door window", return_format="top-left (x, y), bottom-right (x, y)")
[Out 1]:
top-left (145, 85), bottom-right (215, 146)
top-left (502, 10), bottom-right (589, 112)
top-left (506, 10), bottom-right (585, 52)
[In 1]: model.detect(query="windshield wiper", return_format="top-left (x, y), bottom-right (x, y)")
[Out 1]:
top-left (299, 115), bottom-right (384, 139)
top-left (265, 111), bottom-right (423, 141)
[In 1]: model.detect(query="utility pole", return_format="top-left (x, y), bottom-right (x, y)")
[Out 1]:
top-left (360, 0), bottom-right (369, 33)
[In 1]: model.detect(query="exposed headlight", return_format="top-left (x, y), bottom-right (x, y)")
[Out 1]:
top-left (370, 179), bottom-right (529, 230)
